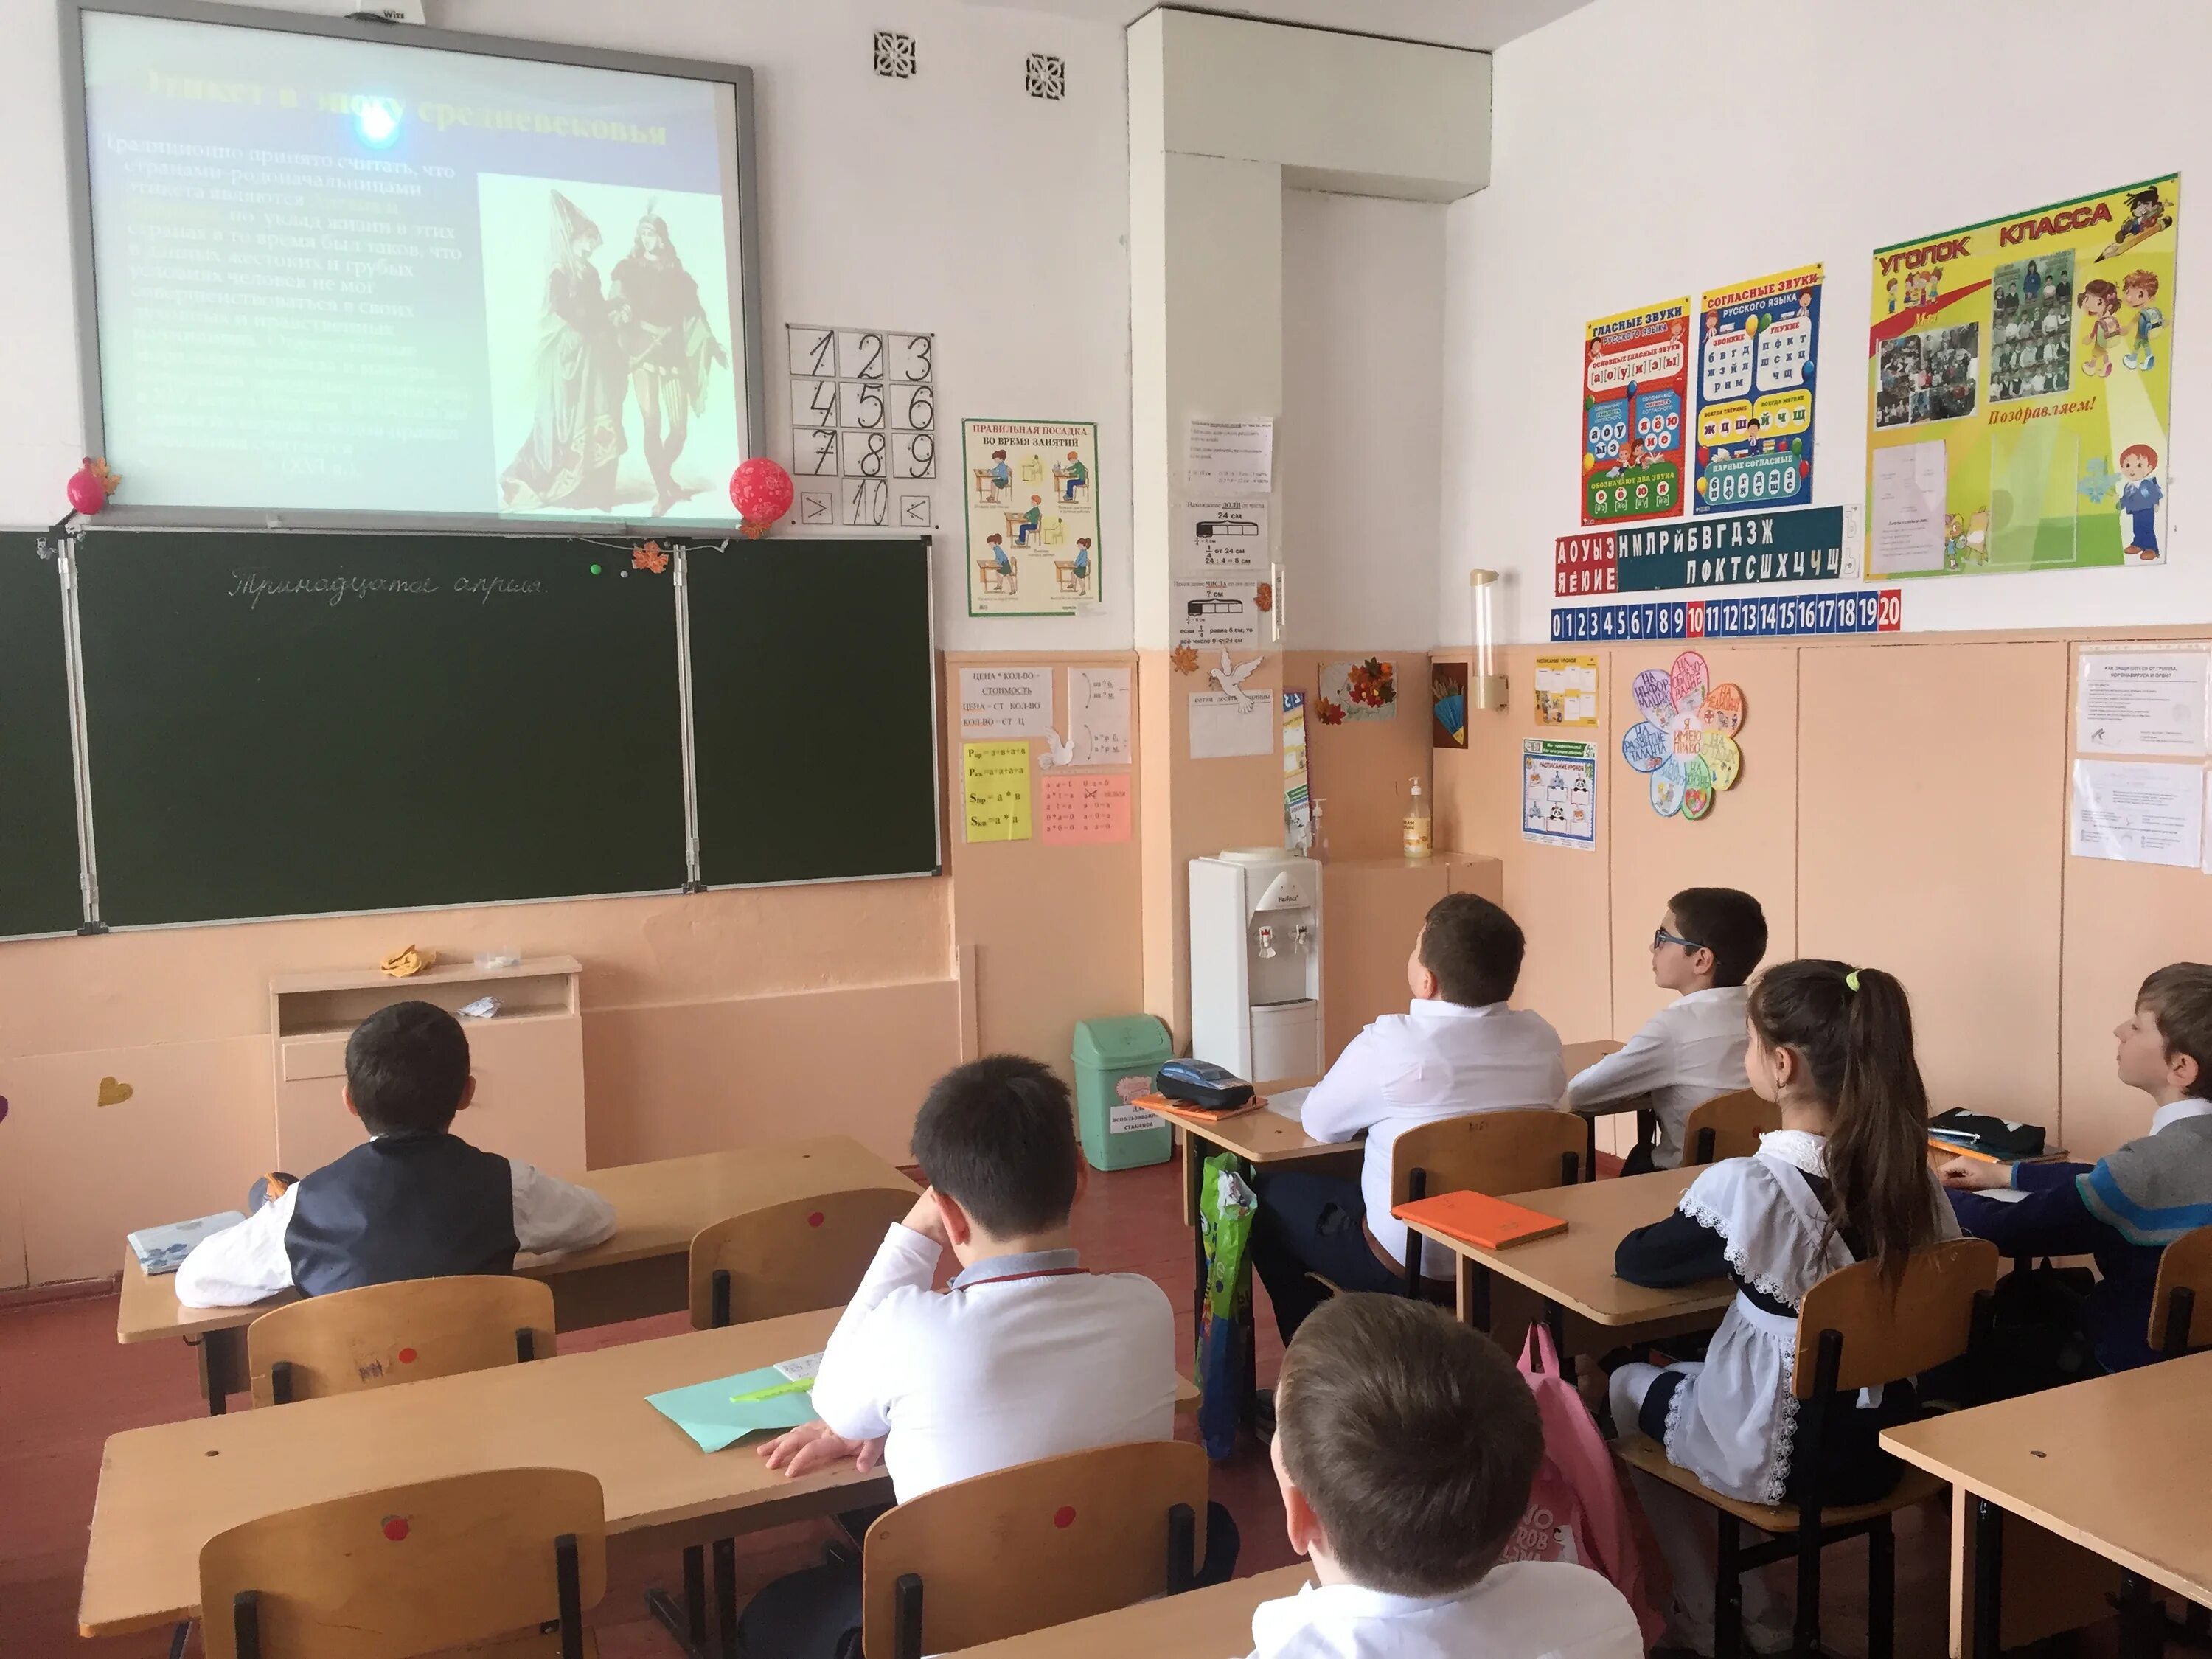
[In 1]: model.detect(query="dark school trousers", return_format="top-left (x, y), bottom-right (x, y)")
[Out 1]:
top-left (1247, 1169), bottom-right (1410, 1344)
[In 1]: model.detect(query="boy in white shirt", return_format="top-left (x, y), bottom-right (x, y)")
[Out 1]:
top-left (1250, 1293), bottom-right (1642, 1659)
top-left (1251, 893), bottom-right (1565, 1341)
top-left (1565, 887), bottom-right (1767, 1173)
top-left (740, 1054), bottom-right (1234, 1658)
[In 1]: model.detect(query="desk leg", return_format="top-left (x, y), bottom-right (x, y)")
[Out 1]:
top-left (1584, 1113), bottom-right (1599, 1183)
top-left (2118, 1573), bottom-right (2165, 1659)
top-left (192, 1328), bottom-right (245, 1415)
top-left (167, 1621), bottom-right (191, 1659)
top-left (1971, 1499), bottom-right (2003, 1659)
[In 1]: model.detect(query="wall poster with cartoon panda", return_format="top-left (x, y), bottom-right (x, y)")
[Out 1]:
top-left (1865, 175), bottom-right (2177, 581)
top-left (1693, 265), bottom-right (1822, 515)
top-left (1580, 298), bottom-right (1691, 526)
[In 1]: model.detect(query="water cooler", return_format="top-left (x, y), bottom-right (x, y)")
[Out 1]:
top-left (1189, 849), bottom-right (1324, 1084)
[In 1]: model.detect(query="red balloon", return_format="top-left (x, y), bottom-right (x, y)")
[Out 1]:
top-left (728, 457), bottom-right (793, 535)
top-left (66, 458), bottom-right (114, 517)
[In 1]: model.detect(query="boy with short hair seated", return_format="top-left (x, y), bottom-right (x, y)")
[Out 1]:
top-left (1944, 962), bottom-right (2212, 1374)
top-left (1566, 886), bottom-right (1769, 1172)
top-left (173, 1000), bottom-right (616, 1306)
top-left (741, 1054), bottom-right (1234, 1658)
top-left (1250, 893), bottom-right (1565, 1341)
top-left (1252, 1293), bottom-right (1642, 1659)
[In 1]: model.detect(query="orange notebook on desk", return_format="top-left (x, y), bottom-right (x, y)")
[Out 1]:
top-left (1127, 1092), bottom-right (1266, 1124)
top-left (1392, 1189), bottom-right (1567, 1251)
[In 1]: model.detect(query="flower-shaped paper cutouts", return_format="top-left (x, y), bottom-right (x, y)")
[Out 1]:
top-left (1620, 650), bottom-right (1745, 820)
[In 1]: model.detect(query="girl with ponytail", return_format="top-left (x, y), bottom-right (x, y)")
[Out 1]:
top-left (1604, 961), bottom-right (1958, 1649)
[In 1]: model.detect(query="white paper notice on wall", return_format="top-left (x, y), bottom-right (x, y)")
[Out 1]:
top-left (2077, 651), bottom-right (2210, 757)
top-left (959, 667), bottom-right (1052, 737)
top-left (1868, 440), bottom-right (1948, 575)
top-left (2070, 759), bottom-right (2205, 868)
top-left (1176, 500), bottom-right (1270, 578)
top-left (1067, 666), bottom-right (1131, 766)
top-left (1189, 692), bottom-right (1273, 759)
top-left (1185, 420), bottom-right (1274, 495)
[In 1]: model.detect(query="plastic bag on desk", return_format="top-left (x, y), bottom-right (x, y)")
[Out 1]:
top-left (1195, 1152), bottom-right (1256, 1461)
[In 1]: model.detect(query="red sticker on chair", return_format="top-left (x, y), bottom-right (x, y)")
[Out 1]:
top-left (1053, 1506), bottom-right (1076, 1529)
top-left (807, 1211), bottom-right (825, 1228)
top-left (397, 1347), bottom-right (417, 1364)
top-left (381, 1516), bottom-right (411, 1542)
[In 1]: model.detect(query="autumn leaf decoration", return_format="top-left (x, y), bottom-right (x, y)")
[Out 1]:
top-left (1170, 645), bottom-right (1201, 675)
top-left (1315, 698), bottom-right (1346, 726)
top-left (633, 540), bottom-right (669, 574)
top-left (1255, 582), bottom-right (1273, 613)
top-left (1344, 657), bottom-right (1395, 709)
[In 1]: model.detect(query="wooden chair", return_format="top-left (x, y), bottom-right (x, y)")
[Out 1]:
top-left (649, 1186), bottom-right (915, 1658)
top-left (1617, 1237), bottom-right (1999, 1659)
top-left (1391, 1108), bottom-right (1585, 1301)
top-left (860, 1441), bottom-right (1208, 1659)
top-left (2150, 1223), bottom-right (2212, 1358)
top-left (1683, 1089), bottom-right (1780, 1166)
top-left (200, 1467), bottom-right (605, 1659)
top-left (246, 1276), bottom-right (555, 1407)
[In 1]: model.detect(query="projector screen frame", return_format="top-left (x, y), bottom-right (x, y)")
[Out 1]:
top-left (57, 0), bottom-right (768, 535)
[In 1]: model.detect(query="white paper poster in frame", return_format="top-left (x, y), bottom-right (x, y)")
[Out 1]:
top-left (963, 418), bottom-right (1102, 616)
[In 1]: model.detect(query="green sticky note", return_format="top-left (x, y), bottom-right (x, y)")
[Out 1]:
top-left (647, 1355), bottom-right (823, 1453)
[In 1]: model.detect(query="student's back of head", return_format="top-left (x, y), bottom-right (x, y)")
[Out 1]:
top-left (2137, 963), bottom-right (2212, 1100)
top-left (1666, 886), bottom-right (1769, 987)
top-left (1747, 959), bottom-right (1941, 1284)
top-left (1417, 892), bottom-right (1525, 1007)
top-left (1275, 1293), bottom-right (1541, 1596)
top-left (911, 1054), bottom-right (1079, 1237)
top-left (345, 1001), bottom-right (472, 1137)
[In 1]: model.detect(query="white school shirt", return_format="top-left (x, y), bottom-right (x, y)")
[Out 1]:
top-left (1247, 1565), bottom-right (1644, 1659)
top-left (1564, 984), bottom-right (1752, 1169)
top-left (170, 1159), bottom-right (618, 1307)
top-left (1301, 1000), bottom-right (1567, 1279)
top-left (808, 1227), bottom-right (1178, 1503)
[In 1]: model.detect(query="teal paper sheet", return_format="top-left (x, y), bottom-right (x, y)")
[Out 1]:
top-left (647, 1354), bottom-right (822, 1453)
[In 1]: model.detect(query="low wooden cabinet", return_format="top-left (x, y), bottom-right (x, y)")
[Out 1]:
top-left (271, 956), bottom-right (586, 1176)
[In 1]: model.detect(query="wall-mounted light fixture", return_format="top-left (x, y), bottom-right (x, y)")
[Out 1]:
top-left (1469, 569), bottom-right (1508, 710)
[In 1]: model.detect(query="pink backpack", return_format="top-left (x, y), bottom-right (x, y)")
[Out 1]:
top-left (1498, 1322), bottom-right (1666, 1646)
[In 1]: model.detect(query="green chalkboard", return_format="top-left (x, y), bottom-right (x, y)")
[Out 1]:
top-left (689, 538), bottom-right (939, 886)
top-left (75, 531), bottom-right (688, 925)
top-left (0, 533), bottom-right (86, 936)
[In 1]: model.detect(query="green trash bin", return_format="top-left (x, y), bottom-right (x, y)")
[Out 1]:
top-left (1072, 1015), bottom-right (1175, 1172)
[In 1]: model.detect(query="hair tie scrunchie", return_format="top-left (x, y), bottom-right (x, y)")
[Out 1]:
top-left (1843, 969), bottom-right (1862, 993)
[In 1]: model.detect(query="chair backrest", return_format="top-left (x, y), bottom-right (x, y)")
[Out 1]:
top-left (199, 1467), bottom-right (606, 1659)
top-left (687, 1186), bottom-right (917, 1329)
top-left (1792, 1237), bottom-right (1999, 1398)
top-left (246, 1275), bottom-right (555, 1406)
top-left (1390, 1107), bottom-right (1587, 1205)
top-left (860, 1440), bottom-right (1208, 1659)
top-left (2149, 1223), bottom-right (2212, 1357)
top-left (1683, 1089), bottom-right (1780, 1166)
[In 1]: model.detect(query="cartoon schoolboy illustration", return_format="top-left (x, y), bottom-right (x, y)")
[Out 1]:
top-left (1884, 278), bottom-right (1899, 314)
top-left (1016, 494), bottom-right (1043, 545)
top-left (1924, 265), bottom-right (1942, 305)
top-left (1060, 449), bottom-right (1088, 502)
top-left (2123, 186), bottom-right (2167, 243)
top-left (2121, 270), bottom-right (2164, 370)
top-left (2078, 279), bottom-right (2122, 378)
top-left (2117, 443), bottom-right (2163, 560)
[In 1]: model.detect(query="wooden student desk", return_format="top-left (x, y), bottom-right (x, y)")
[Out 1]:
top-left (960, 1565), bottom-right (1313, 1658)
top-left (1883, 1352), bottom-right (2212, 1659)
top-left (116, 1135), bottom-right (916, 1415)
top-left (1397, 1166), bottom-right (1730, 1352)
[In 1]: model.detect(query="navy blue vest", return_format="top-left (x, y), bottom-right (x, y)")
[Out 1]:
top-left (285, 1131), bottom-right (519, 1296)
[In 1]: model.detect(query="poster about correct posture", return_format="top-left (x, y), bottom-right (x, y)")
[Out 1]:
top-left (1581, 298), bottom-right (1691, 526)
top-left (963, 419), bottom-right (1101, 616)
top-left (1694, 265), bottom-right (1822, 515)
top-left (1866, 176), bottom-right (2177, 579)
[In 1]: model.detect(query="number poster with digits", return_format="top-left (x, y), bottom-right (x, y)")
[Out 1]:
top-left (787, 326), bottom-right (939, 530)
top-left (961, 419), bottom-right (1102, 616)
top-left (1694, 265), bottom-right (1822, 515)
top-left (1582, 298), bottom-right (1691, 526)
top-left (1865, 175), bottom-right (2178, 580)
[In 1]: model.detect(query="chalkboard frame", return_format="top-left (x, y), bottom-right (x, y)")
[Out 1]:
top-left (58, 0), bottom-right (768, 538)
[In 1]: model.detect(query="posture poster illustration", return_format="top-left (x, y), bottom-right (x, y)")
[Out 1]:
top-left (1867, 177), bottom-right (2177, 578)
top-left (1582, 298), bottom-right (1691, 526)
top-left (963, 420), bottom-right (1102, 616)
top-left (1694, 265), bottom-right (1822, 515)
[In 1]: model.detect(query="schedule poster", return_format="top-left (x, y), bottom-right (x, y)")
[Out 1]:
top-left (1866, 175), bottom-right (2178, 579)
top-left (1694, 265), bottom-right (1823, 515)
top-left (1581, 297), bottom-right (1691, 526)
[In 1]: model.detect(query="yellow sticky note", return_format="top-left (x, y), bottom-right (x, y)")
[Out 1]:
top-left (963, 740), bottom-right (1034, 842)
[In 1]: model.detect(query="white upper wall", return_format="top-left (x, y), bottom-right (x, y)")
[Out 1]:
top-left (1442, 0), bottom-right (2212, 644)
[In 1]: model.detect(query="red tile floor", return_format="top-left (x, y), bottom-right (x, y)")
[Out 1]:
top-left (0, 1158), bottom-right (2140, 1657)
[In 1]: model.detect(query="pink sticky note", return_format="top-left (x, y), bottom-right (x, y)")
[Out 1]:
top-left (1039, 771), bottom-right (1131, 845)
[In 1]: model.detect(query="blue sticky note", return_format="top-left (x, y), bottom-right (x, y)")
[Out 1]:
top-left (647, 1354), bottom-right (822, 1453)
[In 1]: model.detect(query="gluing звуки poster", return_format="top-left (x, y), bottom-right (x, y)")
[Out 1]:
top-left (787, 326), bottom-right (938, 530)
top-left (1866, 175), bottom-right (2177, 577)
top-left (963, 419), bottom-right (1101, 617)
top-left (1694, 265), bottom-right (1823, 515)
top-left (1582, 297), bottom-right (1691, 526)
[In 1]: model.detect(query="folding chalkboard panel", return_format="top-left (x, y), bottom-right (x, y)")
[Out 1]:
top-left (0, 533), bottom-right (88, 936)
